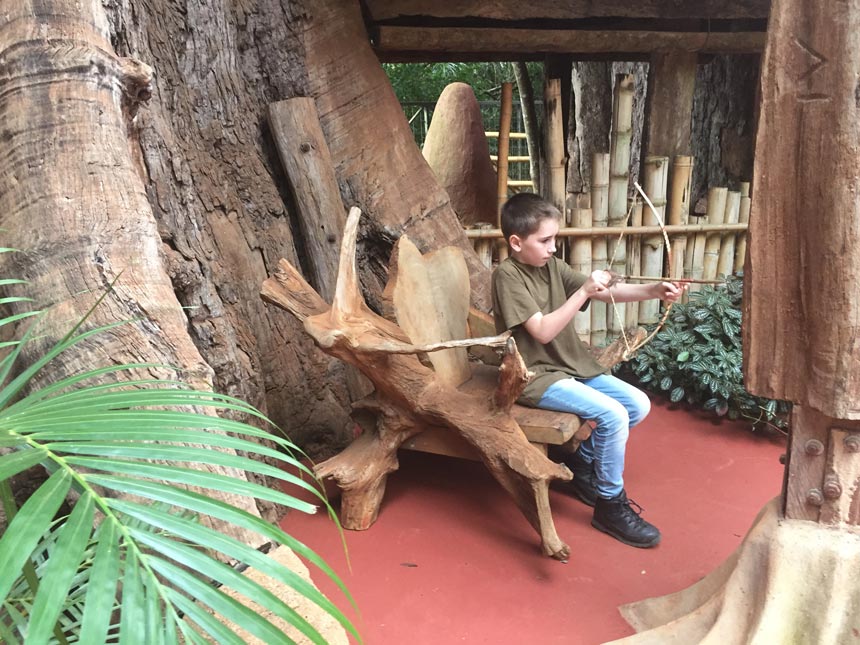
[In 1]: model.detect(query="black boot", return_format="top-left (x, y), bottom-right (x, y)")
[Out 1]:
top-left (550, 448), bottom-right (598, 507)
top-left (592, 490), bottom-right (661, 548)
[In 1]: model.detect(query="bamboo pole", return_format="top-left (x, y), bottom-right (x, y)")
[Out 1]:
top-left (692, 187), bottom-right (727, 291)
top-left (544, 77), bottom-right (566, 216)
top-left (463, 222), bottom-right (750, 239)
top-left (590, 152), bottom-right (610, 346)
top-left (734, 181), bottom-right (751, 273)
top-left (703, 187), bottom-right (729, 282)
top-left (667, 156), bottom-right (693, 280)
top-left (639, 156), bottom-right (669, 324)
top-left (717, 190), bottom-right (741, 278)
top-left (570, 207), bottom-right (593, 342)
top-left (625, 201), bottom-right (644, 330)
top-left (607, 74), bottom-right (634, 338)
top-left (496, 82), bottom-right (514, 224)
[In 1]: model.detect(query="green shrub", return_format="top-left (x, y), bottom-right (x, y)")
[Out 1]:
top-left (617, 273), bottom-right (790, 433)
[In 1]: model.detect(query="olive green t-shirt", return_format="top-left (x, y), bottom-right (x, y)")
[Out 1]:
top-left (492, 256), bottom-right (607, 406)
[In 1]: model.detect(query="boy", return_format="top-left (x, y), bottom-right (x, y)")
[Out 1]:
top-left (492, 192), bottom-right (686, 548)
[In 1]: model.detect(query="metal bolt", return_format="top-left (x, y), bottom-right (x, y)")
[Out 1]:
top-left (845, 435), bottom-right (860, 453)
top-left (806, 488), bottom-right (824, 506)
top-left (779, 453), bottom-right (787, 465)
top-left (823, 476), bottom-right (843, 500)
top-left (804, 439), bottom-right (825, 456)
top-left (299, 142), bottom-right (311, 153)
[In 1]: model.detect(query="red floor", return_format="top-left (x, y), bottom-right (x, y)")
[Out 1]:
top-left (281, 398), bottom-right (786, 645)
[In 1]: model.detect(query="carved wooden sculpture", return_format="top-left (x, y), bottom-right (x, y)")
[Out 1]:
top-left (262, 206), bottom-right (575, 560)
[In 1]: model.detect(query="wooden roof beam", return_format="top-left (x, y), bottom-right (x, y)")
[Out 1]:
top-left (372, 26), bottom-right (766, 61)
top-left (364, 0), bottom-right (771, 22)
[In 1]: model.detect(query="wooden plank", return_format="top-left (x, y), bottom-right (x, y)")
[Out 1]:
top-left (401, 426), bottom-right (571, 461)
top-left (374, 27), bottom-right (766, 57)
top-left (268, 99), bottom-right (346, 302)
top-left (642, 52), bottom-right (698, 161)
top-left (365, 0), bottom-right (771, 21)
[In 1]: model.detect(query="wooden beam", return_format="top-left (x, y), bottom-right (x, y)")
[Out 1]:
top-left (364, 0), bottom-right (771, 21)
top-left (374, 26), bottom-right (767, 57)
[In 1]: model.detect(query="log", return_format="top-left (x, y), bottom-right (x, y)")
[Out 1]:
top-left (702, 187), bottom-right (728, 282)
top-left (716, 190), bottom-right (741, 278)
top-left (607, 75), bottom-right (634, 336)
top-left (667, 156), bottom-right (693, 280)
top-left (639, 157), bottom-right (668, 323)
top-left (625, 202), bottom-right (644, 329)
top-left (496, 82), bottom-right (514, 220)
top-left (570, 207), bottom-right (593, 343)
top-left (268, 99), bottom-right (346, 302)
top-left (733, 181), bottom-right (751, 274)
top-left (590, 153), bottom-right (610, 345)
top-left (544, 78), bottom-right (567, 222)
top-left (262, 207), bottom-right (575, 560)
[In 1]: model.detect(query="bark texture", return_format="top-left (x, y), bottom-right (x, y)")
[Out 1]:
top-left (690, 54), bottom-right (759, 210)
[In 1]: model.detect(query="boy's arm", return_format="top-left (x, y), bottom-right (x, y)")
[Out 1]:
top-left (591, 281), bottom-right (686, 304)
top-left (523, 270), bottom-right (610, 344)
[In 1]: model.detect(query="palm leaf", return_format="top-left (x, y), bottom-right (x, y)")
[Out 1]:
top-left (0, 308), bottom-right (359, 643)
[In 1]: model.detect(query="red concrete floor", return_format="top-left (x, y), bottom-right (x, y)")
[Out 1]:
top-left (281, 397), bottom-right (786, 645)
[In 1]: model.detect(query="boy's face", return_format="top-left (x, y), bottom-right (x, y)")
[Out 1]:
top-left (510, 217), bottom-right (558, 267)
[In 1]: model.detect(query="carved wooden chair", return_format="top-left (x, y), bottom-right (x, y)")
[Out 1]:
top-left (261, 207), bottom-right (642, 560)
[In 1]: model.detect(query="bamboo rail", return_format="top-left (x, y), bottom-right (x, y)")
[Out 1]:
top-left (464, 223), bottom-right (749, 239)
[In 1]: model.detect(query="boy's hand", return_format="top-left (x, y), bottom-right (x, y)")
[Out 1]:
top-left (583, 270), bottom-right (612, 296)
top-left (652, 281), bottom-right (688, 302)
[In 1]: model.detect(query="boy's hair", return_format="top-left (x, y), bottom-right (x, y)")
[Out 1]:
top-left (500, 193), bottom-right (561, 241)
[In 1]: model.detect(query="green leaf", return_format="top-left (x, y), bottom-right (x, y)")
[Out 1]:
top-left (0, 449), bottom-right (46, 481)
top-left (0, 469), bottom-right (72, 603)
top-left (659, 376), bottom-right (672, 391)
top-left (26, 492), bottom-right (95, 644)
top-left (676, 351), bottom-right (690, 362)
top-left (78, 520), bottom-right (121, 645)
top-left (670, 387), bottom-right (685, 403)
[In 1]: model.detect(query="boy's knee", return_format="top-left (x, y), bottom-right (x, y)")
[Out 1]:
top-left (597, 400), bottom-right (630, 434)
top-left (629, 391), bottom-right (651, 426)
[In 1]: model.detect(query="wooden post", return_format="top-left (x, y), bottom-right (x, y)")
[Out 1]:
top-left (639, 156), bottom-right (668, 323)
top-left (667, 156), bottom-right (693, 280)
top-left (496, 82), bottom-right (514, 223)
top-left (625, 201), bottom-right (644, 330)
top-left (570, 207), bottom-right (593, 343)
top-left (268, 98), bottom-right (347, 302)
top-left (607, 74), bottom-right (634, 338)
top-left (717, 190), bottom-right (741, 278)
top-left (702, 187), bottom-right (729, 282)
top-left (590, 152), bottom-right (610, 346)
top-left (734, 181), bottom-right (751, 273)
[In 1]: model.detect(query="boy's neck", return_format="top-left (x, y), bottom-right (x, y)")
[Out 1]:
top-left (509, 250), bottom-right (545, 268)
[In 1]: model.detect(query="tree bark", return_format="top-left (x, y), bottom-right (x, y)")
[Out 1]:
top-left (513, 62), bottom-right (542, 195)
top-left (690, 54), bottom-right (760, 210)
top-left (0, 0), bottom-right (270, 538)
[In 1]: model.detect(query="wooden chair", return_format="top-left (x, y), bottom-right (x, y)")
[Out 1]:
top-left (261, 207), bottom-right (643, 560)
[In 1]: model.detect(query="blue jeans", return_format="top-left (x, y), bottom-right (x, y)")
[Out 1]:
top-left (537, 374), bottom-right (650, 498)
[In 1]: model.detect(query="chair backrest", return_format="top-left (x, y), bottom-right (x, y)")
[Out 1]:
top-left (383, 236), bottom-right (472, 387)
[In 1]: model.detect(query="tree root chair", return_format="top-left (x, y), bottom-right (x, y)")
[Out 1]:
top-left (261, 207), bottom-right (643, 560)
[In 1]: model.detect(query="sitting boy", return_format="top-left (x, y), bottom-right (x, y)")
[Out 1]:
top-left (492, 192), bottom-right (686, 548)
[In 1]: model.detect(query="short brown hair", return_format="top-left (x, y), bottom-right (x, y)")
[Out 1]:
top-left (500, 193), bottom-right (561, 241)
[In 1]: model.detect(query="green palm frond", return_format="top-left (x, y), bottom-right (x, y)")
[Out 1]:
top-left (0, 299), bottom-right (359, 642)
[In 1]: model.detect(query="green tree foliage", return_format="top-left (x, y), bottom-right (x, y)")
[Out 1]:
top-left (0, 266), bottom-right (358, 643)
top-left (383, 62), bottom-right (543, 103)
top-left (619, 274), bottom-right (790, 434)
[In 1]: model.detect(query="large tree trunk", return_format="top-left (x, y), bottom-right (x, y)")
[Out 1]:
top-left (690, 54), bottom-right (760, 211)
